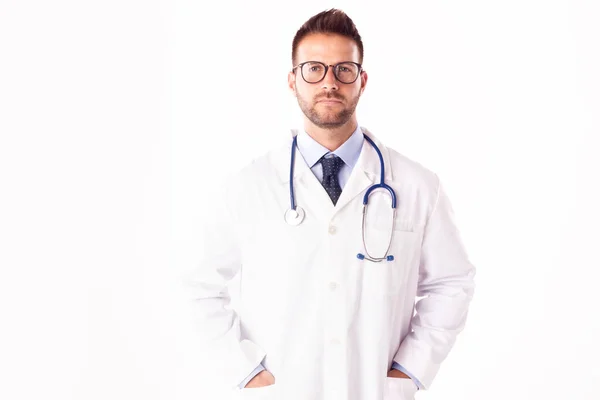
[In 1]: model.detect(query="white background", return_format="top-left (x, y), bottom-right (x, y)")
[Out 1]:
top-left (0, 0), bottom-right (598, 399)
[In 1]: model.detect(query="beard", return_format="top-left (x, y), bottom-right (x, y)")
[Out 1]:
top-left (296, 91), bottom-right (360, 129)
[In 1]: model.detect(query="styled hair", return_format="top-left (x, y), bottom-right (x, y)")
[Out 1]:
top-left (291, 8), bottom-right (364, 65)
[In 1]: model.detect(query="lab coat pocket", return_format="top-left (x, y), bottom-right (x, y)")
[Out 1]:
top-left (361, 227), bottom-right (420, 296)
top-left (384, 377), bottom-right (418, 400)
top-left (237, 382), bottom-right (277, 400)
top-left (362, 201), bottom-right (421, 268)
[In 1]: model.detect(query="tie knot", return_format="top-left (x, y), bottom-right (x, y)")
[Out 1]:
top-left (320, 155), bottom-right (344, 177)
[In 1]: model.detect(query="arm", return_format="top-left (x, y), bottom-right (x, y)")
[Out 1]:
top-left (392, 175), bottom-right (476, 389)
top-left (182, 182), bottom-right (267, 389)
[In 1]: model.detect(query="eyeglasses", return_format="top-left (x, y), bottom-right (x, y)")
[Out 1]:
top-left (292, 61), bottom-right (363, 84)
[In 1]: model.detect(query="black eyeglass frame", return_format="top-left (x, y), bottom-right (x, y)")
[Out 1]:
top-left (291, 61), bottom-right (364, 84)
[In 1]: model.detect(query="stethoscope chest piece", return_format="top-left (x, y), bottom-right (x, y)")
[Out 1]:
top-left (284, 206), bottom-right (305, 226)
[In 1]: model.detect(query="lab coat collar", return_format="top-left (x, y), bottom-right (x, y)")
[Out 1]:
top-left (272, 127), bottom-right (393, 218)
top-left (271, 126), bottom-right (393, 216)
top-left (274, 126), bottom-right (393, 185)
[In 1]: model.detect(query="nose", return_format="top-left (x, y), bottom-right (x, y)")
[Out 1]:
top-left (321, 66), bottom-right (339, 91)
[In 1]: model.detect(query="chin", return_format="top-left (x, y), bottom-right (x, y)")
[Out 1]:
top-left (314, 120), bottom-right (347, 129)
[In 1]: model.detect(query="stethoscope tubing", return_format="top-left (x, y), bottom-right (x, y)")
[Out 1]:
top-left (286, 132), bottom-right (397, 262)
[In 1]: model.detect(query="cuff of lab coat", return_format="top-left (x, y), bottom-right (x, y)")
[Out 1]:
top-left (391, 362), bottom-right (423, 390)
top-left (204, 337), bottom-right (267, 389)
top-left (238, 363), bottom-right (266, 389)
top-left (393, 336), bottom-right (440, 389)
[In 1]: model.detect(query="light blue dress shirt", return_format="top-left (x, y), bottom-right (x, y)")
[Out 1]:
top-left (238, 126), bottom-right (423, 390)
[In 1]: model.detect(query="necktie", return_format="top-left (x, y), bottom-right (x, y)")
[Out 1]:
top-left (319, 155), bottom-right (344, 205)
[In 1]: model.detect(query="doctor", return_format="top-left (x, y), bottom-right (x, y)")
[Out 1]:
top-left (186, 8), bottom-right (475, 400)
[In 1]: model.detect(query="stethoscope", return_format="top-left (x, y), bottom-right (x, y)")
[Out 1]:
top-left (284, 133), bottom-right (397, 262)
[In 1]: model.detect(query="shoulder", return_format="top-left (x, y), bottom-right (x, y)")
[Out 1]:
top-left (224, 135), bottom-right (290, 195)
top-left (386, 146), bottom-right (440, 189)
top-left (362, 126), bottom-right (440, 190)
top-left (236, 142), bottom-right (286, 181)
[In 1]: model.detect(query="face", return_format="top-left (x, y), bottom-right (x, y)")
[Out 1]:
top-left (288, 33), bottom-right (367, 130)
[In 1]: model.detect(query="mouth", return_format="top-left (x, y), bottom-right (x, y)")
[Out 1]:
top-left (317, 99), bottom-right (343, 104)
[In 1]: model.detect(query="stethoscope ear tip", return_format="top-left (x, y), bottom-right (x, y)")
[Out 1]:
top-left (357, 253), bottom-right (365, 260)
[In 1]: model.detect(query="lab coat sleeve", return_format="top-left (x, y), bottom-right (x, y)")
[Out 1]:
top-left (392, 174), bottom-right (476, 389)
top-left (391, 361), bottom-right (423, 390)
top-left (182, 179), bottom-right (267, 389)
top-left (239, 363), bottom-right (266, 388)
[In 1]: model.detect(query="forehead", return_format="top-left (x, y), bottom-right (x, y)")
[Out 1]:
top-left (295, 33), bottom-right (360, 64)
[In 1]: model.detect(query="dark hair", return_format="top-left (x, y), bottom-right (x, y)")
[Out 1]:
top-left (292, 9), bottom-right (364, 66)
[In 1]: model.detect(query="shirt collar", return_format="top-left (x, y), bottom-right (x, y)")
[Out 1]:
top-left (296, 125), bottom-right (363, 169)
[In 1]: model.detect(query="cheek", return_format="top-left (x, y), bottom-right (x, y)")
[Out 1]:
top-left (355, 85), bottom-right (364, 98)
top-left (296, 86), bottom-right (315, 101)
top-left (341, 86), bottom-right (361, 100)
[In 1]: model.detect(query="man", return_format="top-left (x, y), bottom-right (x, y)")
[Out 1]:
top-left (186, 8), bottom-right (475, 400)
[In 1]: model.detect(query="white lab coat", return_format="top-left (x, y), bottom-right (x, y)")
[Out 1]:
top-left (185, 128), bottom-right (475, 400)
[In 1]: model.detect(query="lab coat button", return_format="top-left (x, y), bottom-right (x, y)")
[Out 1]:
top-left (328, 225), bottom-right (337, 234)
top-left (329, 282), bottom-right (338, 291)
top-left (330, 338), bottom-right (340, 345)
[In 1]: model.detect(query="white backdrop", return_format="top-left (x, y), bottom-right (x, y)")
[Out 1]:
top-left (0, 0), bottom-right (598, 399)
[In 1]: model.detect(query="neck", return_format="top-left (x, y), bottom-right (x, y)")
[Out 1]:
top-left (304, 119), bottom-right (358, 151)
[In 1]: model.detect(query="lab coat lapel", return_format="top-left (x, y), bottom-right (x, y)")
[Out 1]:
top-left (333, 142), bottom-right (375, 213)
top-left (333, 128), bottom-right (393, 214)
top-left (272, 128), bottom-right (393, 220)
top-left (273, 129), bottom-right (336, 220)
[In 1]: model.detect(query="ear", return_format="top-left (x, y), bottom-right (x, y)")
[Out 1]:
top-left (288, 71), bottom-right (297, 96)
top-left (359, 70), bottom-right (368, 95)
